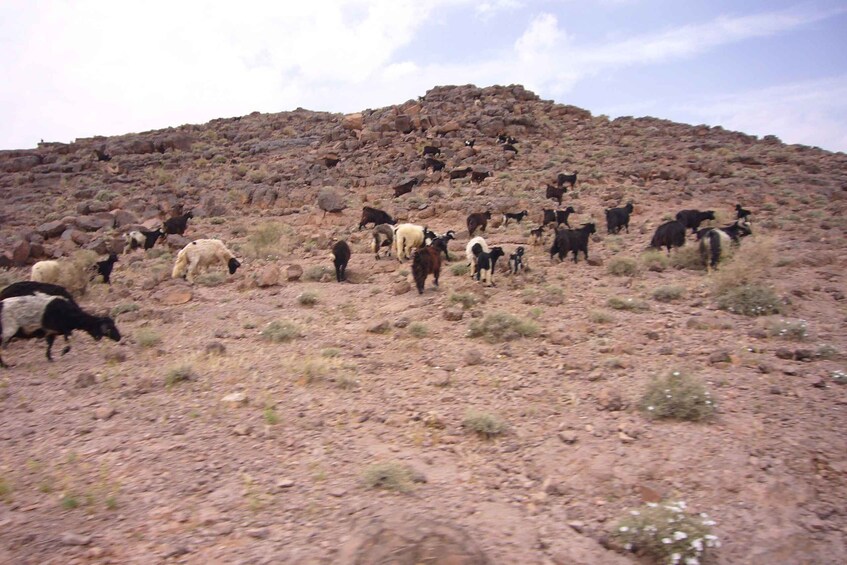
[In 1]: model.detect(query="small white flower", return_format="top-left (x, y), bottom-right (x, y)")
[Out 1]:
top-left (662, 537), bottom-right (673, 544)
top-left (671, 553), bottom-right (681, 564)
top-left (685, 558), bottom-right (700, 565)
top-left (674, 530), bottom-right (688, 540)
top-left (701, 519), bottom-right (716, 526)
top-left (624, 543), bottom-right (632, 550)
top-left (619, 526), bottom-right (629, 532)
top-left (672, 371), bottom-right (680, 376)
top-left (691, 538), bottom-right (704, 552)
top-left (630, 510), bottom-right (640, 516)
top-left (647, 502), bottom-right (658, 508)
top-left (648, 406), bottom-right (655, 411)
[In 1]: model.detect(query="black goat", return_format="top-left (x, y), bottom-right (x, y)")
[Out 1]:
top-left (529, 225), bottom-right (547, 245)
top-left (605, 202), bottom-right (635, 234)
top-left (550, 223), bottom-right (597, 263)
top-left (557, 172), bottom-right (578, 189)
top-left (393, 177), bottom-right (419, 197)
top-left (542, 209), bottom-right (558, 227)
top-left (503, 144), bottom-right (518, 154)
top-left (675, 209), bottom-right (716, 235)
top-left (497, 134), bottom-right (518, 145)
top-left (428, 230), bottom-right (456, 261)
top-left (474, 246), bottom-right (505, 286)
top-left (163, 212), bottom-right (193, 236)
top-left (449, 167), bottom-right (473, 180)
top-left (422, 146), bottom-right (441, 157)
top-left (412, 245), bottom-right (442, 294)
top-left (735, 204), bottom-right (752, 220)
top-left (467, 211), bottom-right (492, 237)
top-left (330, 240), bottom-right (351, 282)
top-left (0, 294), bottom-right (120, 367)
top-left (359, 206), bottom-right (396, 230)
top-left (545, 183), bottom-right (567, 205)
top-left (556, 206), bottom-right (577, 228)
top-left (470, 171), bottom-right (492, 184)
top-left (424, 157), bottom-right (446, 172)
top-left (503, 210), bottom-right (528, 226)
top-left (94, 253), bottom-right (119, 285)
top-left (649, 221), bottom-right (687, 254)
top-left (508, 247), bottom-right (525, 274)
top-left (93, 148), bottom-right (111, 162)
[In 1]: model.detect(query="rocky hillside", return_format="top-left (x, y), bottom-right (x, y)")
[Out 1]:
top-left (0, 84), bottom-right (845, 564)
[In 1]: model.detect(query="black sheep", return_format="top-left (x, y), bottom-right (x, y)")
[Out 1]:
top-left (330, 240), bottom-right (351, 282)
top-left (0, 294), bottom-right (120, 367)
top-left (545, 184), bottom-right (567, 205)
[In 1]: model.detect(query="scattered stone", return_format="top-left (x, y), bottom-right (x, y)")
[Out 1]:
top-left (558, 431), bottom-right (578, 444)
top-left (159, 289), bottom-right (193, 305)
top-left (233, 423), bottom-right (253, 436)
top-left (708, 350), bottom-right (732, 365)
top-left (276, 478), bottom-right (295, 489)
top-left (103, 350), bottom-right (127, 364)
top-left (247, 528), bottom-right (270, 540)
top-left (286, 264), bottom-right (304, 281)
top-left (637, 483), bottom-right (663, 503)
top-left (328, 488), bottom-right (347, 497)
top-left (256, 264), bottom-right (281, 287)
top-left (794, 349), bottom-right (814, 362)
top-left (775, 348), bottom-right (794, 360)
top-left (221, 392), bottom-right (248, 406)
top-left (394, 317), bottom-right (410, 328)
top-left (368, 321), bottom-right (391, 334)
top-left (60, 532), bottom-right (92, 546)
top-left (596, 388), bottom-right (624, 411)
top-left (393, 280), bottom-right (411, 295)
top-left (162, 545), bottom-right (190, 559)
top-left (205, 341), bottom-right (226, 356)
top-left (93, 406), bottom-right (116, 420)
top-left (443, 307), bottom-right (464, 321)
top-left (75, 372), bottom-right (97, 388)
top-left (464, 348), bottom-right (483, 366)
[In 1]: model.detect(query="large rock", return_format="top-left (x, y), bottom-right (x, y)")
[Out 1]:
top-left (342, 113), bottom-right (364, 131)
top-left (113, 209), bottom-right (139, 228)
top-left (317, 190), bottom-right (346, 214)
top-left (394, 115), bottom-right (414, 134)
top-left (11, 239), bottom-right (30, 266)
top-left (256, 265), bottom-right (280, 287)
top-left (74, 215), bottom-right (114, 232)
top-left (36, 220), bottom-right (67, 239)
top-left (286, 264), bottom-right (303, 281)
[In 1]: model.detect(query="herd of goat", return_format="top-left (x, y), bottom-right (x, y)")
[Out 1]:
top-left (0, 131), bottom-right (756, 367)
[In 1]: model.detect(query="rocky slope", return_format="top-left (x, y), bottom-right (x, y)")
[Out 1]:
top-left (0, 84), bottom-right (845, 564)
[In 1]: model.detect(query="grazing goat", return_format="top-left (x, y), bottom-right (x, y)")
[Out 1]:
top-left (471, 171), bottom-right (492, 184)
top-left (393, 224), bottom-right (433, 262)
top-left (359, 206), bottom-right (395, 230)
top-left (412, 246), bottom-right (442, 294)
top-left (542, 209), bottom-right (558, 227)
top-left (0, 281), bottom-right (79, 357)
top-left (675, 209), bottom-right (716, 235)
top-left (371, 224), bottom-right (395, 260)
top-left (545, 183), bottom-right (567, 205)
top-left (529, 225), bottom-right (547, 246)
top-left (0, 294), bottom-right (120, 367)
top-left (557, 172), bottom-right (578, 189)
top-left (424, 157), bottom-right (446, 172)
top-left (124, 228), bottom-right (164, 253)
top-left (503, 210), bottom-right (528, 226)
top-left (474, 247), bottom-right (505, 286)
top-left (735, 204), bottom-right (752, 221)
top-left (449, 167), bottom-right (473, 180)
top-left (464, 139), bottom-right (475, 147)
top-left (163, 211), bottom-right (193, 236)
top-left (330, 240), bottom-right (351, 282)
top-left (699, 219), bottom-right (753, 271)
top-left (556, 206), bottom-right (577, 228)
top-left (508, 247), bottom-right (525, 274)
top-left (605, 202), bottom-right (635, 234)
top-left (428, 230), bottom-right (456, 261)
top-left (467, 211), bottom-right (492, 237)
top-left (550, 223), bottom-right (597, 263)
top-left (172, 239), bottom-right (241, 284)
top-left (502, 144), bottom-right (518, 154)
top-left (649, 221), bottom-right (687, 254)
top-left (465, 236), bottom-right (489, 277)
top-left (94, 253), bottom-right (118, 285)
top-left (497, 134), bottom-right (518, 145)
top-left (422, 146), bottom-right (441, 157)
top-left (393, 177), bottom-right (418, 197)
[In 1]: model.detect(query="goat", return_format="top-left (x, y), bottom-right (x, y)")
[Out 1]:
top-left (94, 253), bottom-right (118, 285)
top-left (371, 224), bottom-right (395, 260)
top-left (474, 246), bottom-right (505, 286)
top-left (557, 172), bottom-right (578, 189)
top-left (503, 210), bottom-right (528, 226)
top-left (675, 209), bottom-right (716, 235)
top-left (735, 204), bottom-right (752, 221)
top-left (649, 221), bottom-right (687, 254)
top-left (449, 167), bottom-right (473, 180)
top-left (359, 206), bottom-right (396, 230)
top-left (93, 148), bottom-right (111, 162)
top-left (0, 294), bottom-right (120, 367)
top-left (471, 171), bottom-right (492, 184)
top-left (124, 228), bottom-right (164, 253)
top-left (464, 139), bottom-right (475, 147)
top-left (428, 230), bottom-right (456, 261)
top-left (330, 240), bottom-right (351, 282)
top-left (550, 223), bottom-right (597, 263)
top-left (502, 144), bottom-right (518, 154)
top-left (393, 224), bottom-right (432, 262)
top-left (422, 146), bottom-right (441, 157)
top-left (605, 202), bottom-right (635, 234)
top-left (0, 282), bottom-right (79, 358)
top-left (163, 211), bottom-right (193, 236)
top-left (556, 206), bottom-right (577, 228)
top-left (172, 239), bottom-right (241, 284)
top-left (467, 211), bottom-right (492, 237)
top-left (424, 157), bottom-right (446, 172)
top-left (542, 209), bottom-right (558, 227)
top-left (412, 245), bottom-right (442, 294)
top-left (545, 183), bottom-right (566, 205)
top-left (393, 177), bottom-right (418, 197)
top-left (508, 247), bottom-right (525, 274)
top-left (465, 236), bottom-right (489, 277)
top-left (497, 134), bottom-right (518, 145)
top-left (699, 219), bottom-right (753, 271)
top-left (529, 226), bottom-right (547, 246)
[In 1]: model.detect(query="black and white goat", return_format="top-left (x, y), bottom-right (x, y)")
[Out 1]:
top-left (735, 204), bottom-right (752, 221)
top-left (124, 228), bottom-right (164, 253)
top-left (0, 294), bottom-right (120, 367)
top-left (428, 230), bottom-right (456, 261)
top-left (508, 247), bottom-right (525, 275)
top-left (371, 224), bottom-right (395, 260)
top-left (473, 246), bottom-right (505, 286)
top-left (699, 219), bottom-right (753, 271)
top-left (503, 210), bottom-right (528, 226)
top-left (557, 172), bottom-right (578, 189)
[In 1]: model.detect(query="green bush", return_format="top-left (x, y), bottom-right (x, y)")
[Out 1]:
top-left (607, 296), bottom-right (650, 311)
top-left (669, 246), bottom-right (706, 271)
top-left (716, 284), bottom-right (782, 317)
top-left (297, 292), bottom-right (318, 306)
top-left (449, 292), bottom-right (477, 309)
top-left (165, 365), bottom-right (194, 387)
top-left (607, 256), bottom-right (638, 276)
top-left (261, 320), bottom-right (302, 342)
top-left (195, 272), bottom-right (225, 286)
top-left (639, 371), bottom-right (716, 422)
top-left (765, 318), bottom-right (808, 340)
top-left (408, 322), bottom-right (429, 338)
top-left (652, 285), bottom-right (686, 303)
top-left (468, 312), bottom-right (538, 343)
top-left (450, 263), bottom-right (470, 276)
top-left (304, 265), bottom-right (332, 281)
top-left (462, 410), bottom-right (508, 438)
top-left (136, 328), bottom-right (162, 348)
top-left (362, 462), bottom-right (415, 493)
top-left (641, 250), bottom-right (669, 272)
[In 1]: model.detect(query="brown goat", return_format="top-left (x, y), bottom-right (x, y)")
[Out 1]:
top-left (466, 211), bottom-right (492, 237)
top-left (412, 246), bottom-right (442, 294)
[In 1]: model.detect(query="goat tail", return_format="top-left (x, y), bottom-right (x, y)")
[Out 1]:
top-left (172, 247), bottom-right (190, 279)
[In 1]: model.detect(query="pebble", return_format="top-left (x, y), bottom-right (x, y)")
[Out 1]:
top-left (60, 532), bottom-right (92, 546)
top-left (93, 406), bottom-right (116, 420)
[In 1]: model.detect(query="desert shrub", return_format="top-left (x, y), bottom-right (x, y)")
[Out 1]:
top-left (540, 286), bottom-right (565, 306)
top-left (165, 364), bottom-right (194, 387)
top-left (639, 371), bottom-right (716, 422)
top-left (589, 310), bottom-right (614, 324)
top-left (195, 272), bottom-right (225, 286)
top-left (263, 406), bottom-right (280, 425)
top-left (715, 284), bottom-right (782, 317)
top-left (287, 356), bottom-right (340, 384)
top-left (246, 222), bottom-right (282, 258)
top-left (468, 312), bottom-right (538, 343)
top-left (709, 237), bottom-right (775, 296)
top-left (408, 322), bottom-right (428, 338)
top-left (136, 328), bottom-right (162, 348)
top-left (815, 344), bottom-right (839, 360)
top-left (261, 320), bottom-right (302, 343)
top-left (304, 265), bottom-right (332, 281)
top-left (521, 288), bottom-right (539, 304)
top-left (110, 303), bottom-right (139, 317)
top-left (611, 501), bottom-right (720, 564)
top-left (463, 410), bottom-right (508, 438)
top-left (652, 285), bottom-right (685, 303)
top-left (362, 462), bottom-right (415, 493)
top-left (297, 291), bottom-right (318, 306)
top-left (765, 318), bottom-right (808, 340)
top-left (320, 347), bottom-right (341, 358)
top-left (0, 476), bottom-right (11, 502)
top-left (607, 256), bottom-right (638, 276)
top-left (608, 296), bottom-right (650, 311)
top-left (669, 246), bottom-right (705, 271)
top-left (449, 292), bottom-right (477, 309)
top-left (450, 263), bottom-right (470, 276)
top-left (641, 250), bottom-right (669, 272)
top-left (832, 369), bottom-right (847, 385)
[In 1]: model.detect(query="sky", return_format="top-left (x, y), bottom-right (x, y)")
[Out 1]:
top-left (1, 0), bottom-right (846, 153)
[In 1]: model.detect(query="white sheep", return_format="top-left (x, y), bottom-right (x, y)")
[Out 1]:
top-left (172, 239), bottom-right (241, 284)
top-left (31, 257), bottom-right (92, 296)
top-left (465, 236), bottom-right (489, 278)
top-left (31, 260), bottom-right (61, 284)
top-left (393, 224), bottom-right (434, 262)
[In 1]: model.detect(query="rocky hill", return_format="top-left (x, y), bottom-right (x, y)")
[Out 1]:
top-left (0, 84), bottom-right (845, 564)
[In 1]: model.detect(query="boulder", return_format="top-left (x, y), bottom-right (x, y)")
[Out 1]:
top-left (11, 239), bottom-right (30, 266)
top-left (36, 220), bottom-right (67, 239)
top-left (342, 113), bottom-right (364, 131)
